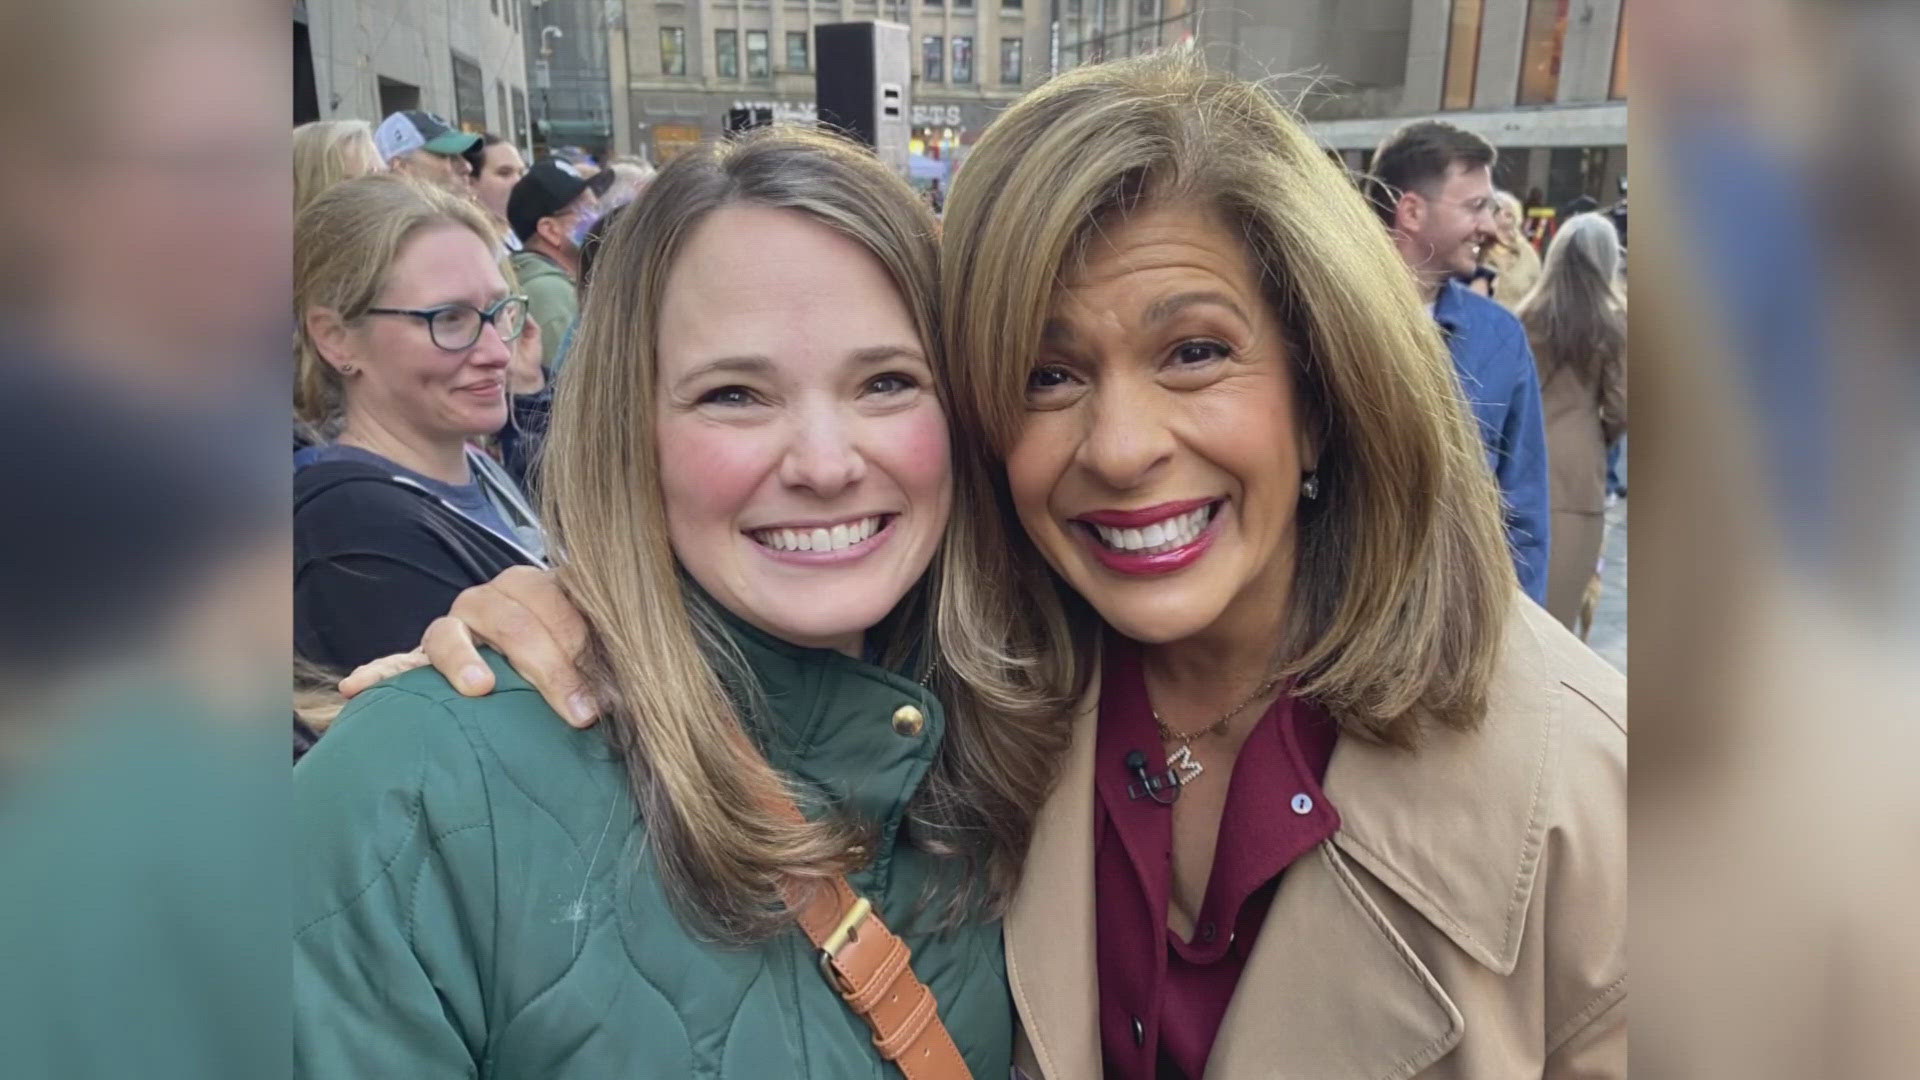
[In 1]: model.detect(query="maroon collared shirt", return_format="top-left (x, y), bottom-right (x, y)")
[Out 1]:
top-left (1093, 636), bottom-right (1340, 1079)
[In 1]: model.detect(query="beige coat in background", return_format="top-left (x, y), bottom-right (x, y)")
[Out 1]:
top-left (1008, 596), bottom-right (1627, 1079)
top-left (1486, 234), bottom-right (1543, 312)
top-left (1537, 349), bottom-right (1628, 629)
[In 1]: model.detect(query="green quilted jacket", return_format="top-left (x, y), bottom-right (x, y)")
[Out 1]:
top-left (293, 621), bottom-right (1012, 1078)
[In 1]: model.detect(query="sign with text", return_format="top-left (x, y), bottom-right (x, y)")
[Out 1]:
top-left (730, 99), bottom-right (818, 124)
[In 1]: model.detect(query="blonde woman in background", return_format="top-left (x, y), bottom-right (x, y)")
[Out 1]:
top-left (293, 175), bottom-right (544, 673)
top-left (1515, 212), bottom-right (1628, 632)
top-left (1481, 188), bottom-right (1543, 309)
top-left (292, 119), bottom-right (381, 215)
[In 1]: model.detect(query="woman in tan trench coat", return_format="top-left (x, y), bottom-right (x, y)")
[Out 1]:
top-left (1516, 213), bottom-right (1629, 630)
top-left (345, 55), bottom-right (1625, 1080)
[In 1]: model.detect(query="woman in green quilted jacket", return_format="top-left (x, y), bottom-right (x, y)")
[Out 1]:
top-left (293, 127), bottom-right (1071, 1077)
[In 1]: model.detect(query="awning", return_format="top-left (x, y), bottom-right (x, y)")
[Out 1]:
top-left (537, 118), bottom-right (613, 137)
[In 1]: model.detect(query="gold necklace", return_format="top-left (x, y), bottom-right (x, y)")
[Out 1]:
top-left (1150, 676), bottom-right (1280, 786)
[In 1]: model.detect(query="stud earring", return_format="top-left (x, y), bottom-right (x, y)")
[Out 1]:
top-left (339, 364), bottom-right (357, 375)
top-left (1301, 472), bottom-right (1320, 501)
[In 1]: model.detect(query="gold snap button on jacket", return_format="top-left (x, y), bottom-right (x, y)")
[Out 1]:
top-left (891, 705), bottom-right (925, 737)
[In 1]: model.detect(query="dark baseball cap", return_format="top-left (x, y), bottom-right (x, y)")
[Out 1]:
top-left (374, 110), bottom-right (480, 162)
top-left (507, 157), bottom-right (615, 242)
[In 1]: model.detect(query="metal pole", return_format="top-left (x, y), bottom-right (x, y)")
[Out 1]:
top-left (1050, 0), bottom-right (1060, 74)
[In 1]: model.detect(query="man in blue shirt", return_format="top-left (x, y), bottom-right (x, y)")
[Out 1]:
top-left (1369, 121), bottom-right (1552, 604)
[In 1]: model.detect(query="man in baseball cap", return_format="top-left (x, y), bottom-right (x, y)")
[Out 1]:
top-left (506, 158), bottom-right (613, 370)
top-left (374, 110), bottom-right (480, 195)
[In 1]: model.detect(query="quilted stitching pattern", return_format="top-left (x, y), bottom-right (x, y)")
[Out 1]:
top-left (295, 648), bottom-right (1012, 1079)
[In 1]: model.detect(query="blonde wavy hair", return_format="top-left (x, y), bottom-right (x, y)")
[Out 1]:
top-left (543, 125), bottom-right (1069, 943)
top-left (941, 53), bottom-right (1513, 747)
top-left (1485, 189), bottom-right (1543, 308)
top-left (293, 174), bottom-right (501, 431)
top-left (292, 119), bottom-right (380, 216)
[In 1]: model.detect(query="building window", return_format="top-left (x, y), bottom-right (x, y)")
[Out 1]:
top-left (716, 29), bottom-right (738, 79)
top-left (746, 30), bottom-right (770, 78)
top-left (451, 51), bottom-right (486, 132)
top-left (660, 27), bottom-right (687, 76)
top-left (1000, 37), bottom-right (1022, 84)
top-left (923, 35), bottom-right (943, 82)
top-left (1516, 0), bottom-right (1569, 105)
top-left (496, 80), bottom-right (509, 132)
top-left (490, 0), bottom-right (498, 15)
top-left (787, 31), bottom-right (808, 72)
top-left (952, 36), bottom-right (972, 83)
top-left (957, 0), bottom-right (972, 8)
top-left (1610, 0), bottom-right (1627, 100)
top-left (1441, 0), bottom-right (1483, 110)
top-left (1004, 0), bottom-right (1021, 8)
top-left (926, 0), bottom-right (942, 6)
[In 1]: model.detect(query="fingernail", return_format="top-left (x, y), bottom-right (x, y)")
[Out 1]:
top-left (568, 692), bottom-right (597, 725)
top-left (459, 665), bottom-right (488, 693)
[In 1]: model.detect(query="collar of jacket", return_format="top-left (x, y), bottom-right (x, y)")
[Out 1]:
top-left (1430, 276), bottom-right (1472, 336)
top-left (1006, 592), bottom-right (1563, 1078)
top-left (700, 598), bottom-right (947, 862)
top-left (1321, 595), bottom-right (1554, 976)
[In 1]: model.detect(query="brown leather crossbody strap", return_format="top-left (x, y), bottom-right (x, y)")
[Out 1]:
top-left (771, 810), bottom-right (974, 1079)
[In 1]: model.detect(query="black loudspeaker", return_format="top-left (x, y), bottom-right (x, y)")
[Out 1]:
top-left (815, 21), bottom-right (910, 177)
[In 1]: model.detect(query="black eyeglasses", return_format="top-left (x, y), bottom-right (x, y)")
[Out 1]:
top-left (364, 294), bottom-right (530, 351)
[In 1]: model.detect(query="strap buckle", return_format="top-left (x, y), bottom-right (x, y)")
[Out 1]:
top-left (816, 895), bottom-right (873, 990)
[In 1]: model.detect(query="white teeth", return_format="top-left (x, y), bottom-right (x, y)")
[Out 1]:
top-left (749, 516), bottom-right (887, 552)
top-left (1089, 504), bottom-right (1215, 554)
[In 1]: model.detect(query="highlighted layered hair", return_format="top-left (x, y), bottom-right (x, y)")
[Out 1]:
top-left (543, 126), bottom-right (1070, 942)
top-left (940, 53), bottom-right (1514, 746)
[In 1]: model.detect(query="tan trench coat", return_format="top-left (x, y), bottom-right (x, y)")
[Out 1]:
top-left (1538, 352), bottom-right (1627, 629)
top-left (1007, 596), bottom-right (1626, 1079)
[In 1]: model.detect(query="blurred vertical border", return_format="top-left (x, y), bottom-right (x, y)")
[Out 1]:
top-left (0, 0), bottom-right (290, 1076)
top-left (1633, 0), bottom-right (1920, 1076)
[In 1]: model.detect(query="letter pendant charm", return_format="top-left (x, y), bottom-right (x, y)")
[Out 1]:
top-left (1166, 744), bottom-right (1203, 786)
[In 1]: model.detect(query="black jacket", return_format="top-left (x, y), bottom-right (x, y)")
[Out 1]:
top-left (294, 460), bottom-right (538, 673)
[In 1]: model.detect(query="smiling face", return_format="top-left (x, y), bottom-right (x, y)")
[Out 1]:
top-left (655, 204), bottom-right (951, 654)
top-left (332, 222), bottom-right (514, 443)
top-left (1401, 161), bottom-right (1498, 283)
top-left (1007, 204), bottom-right (1317, 646)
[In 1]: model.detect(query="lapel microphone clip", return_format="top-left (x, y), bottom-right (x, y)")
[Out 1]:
top-left (1124, 749), bottom-right (1182, 805)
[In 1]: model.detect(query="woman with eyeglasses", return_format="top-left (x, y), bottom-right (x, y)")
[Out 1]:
top-left (294, 174), bottom-right (547, 673)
